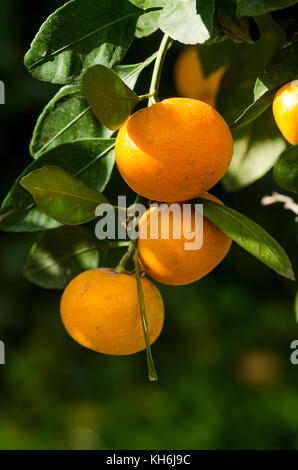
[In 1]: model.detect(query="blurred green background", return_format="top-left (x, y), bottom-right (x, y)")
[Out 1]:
top-left (0, 0), bottom-right (298, 450)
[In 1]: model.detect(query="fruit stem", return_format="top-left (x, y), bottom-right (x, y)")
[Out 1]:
top-left (133, 249), bottom-right (158, 382)
top-left (149, 34), bottom-right (173, 106)
top-left (138, 91), bottom-right (156, 101)
top-left (115, 240), bottom-right (136, 273)
top-left (114, 194), bottom-right (141, 273)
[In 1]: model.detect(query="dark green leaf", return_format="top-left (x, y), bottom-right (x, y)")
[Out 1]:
top-left (30, 85), bottom-right (113, 158)
top-left (0, 139), bottom-right (115, 232)
top-left (218, 0), bottom-right (260, 44)
top-left (217, 16), bottom-right (282, 125)
top-left (159, 0), bottom-right (215, 45)
top-left (223, 109), bottom-right (286, 191)
top-left (30, 53), bottom-right (157, 158)
top-left (83, 65), bottom-right (139, 130)
top-left (196, 197), bottom-right (295, 281)
top-left (24, 226), bottom-right (109, 290)
top-left (20, 166), bottom-right (107, 225)
top-left (236, 0), bottom-right (298, 17)
top-left (255, 42), bottom-right (298, 99)
top-left (274, 145), bottom-right (298, 194)
top-left (232, 42), bottom-right (298, 129)
top-left (231, 88), bottom-right (276, 129)
top-left (24, 0), bottom-right (141, 85)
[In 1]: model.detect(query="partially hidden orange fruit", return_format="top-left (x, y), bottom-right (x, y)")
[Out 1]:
top-left (60, 268), bottom-right (164, 355)
top-left (273, 80), bottom-right (298, 145)
top-left (174, 46), bottom-right (226, 107)
top-left (138, 192), bottom-right (232, 285)
top-left (115, 98), bottom-right (233, 202)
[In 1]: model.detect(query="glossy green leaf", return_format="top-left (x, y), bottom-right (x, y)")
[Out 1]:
top-left (83, 65), bottom-right (139, 130)
top-left (24, 226), bottom-right (109, 290)
top-left (135, 0), bottom-right (166, 37)
top-left (196, 197), bottom-right (295, 281)
top-left (24, 0), bottom-right (141, 85)
top-left (223, 109), bottom-right (286, 191)
top-left (236, 0), bottom-right (298, 17)
top-left (30, 53), bottom-right (157, 158)
top-left (274, 145), bottom-right (298, 194)
top-left (232, 42), bottom-right (298, 129)
top-left (20, 166), bottom-right (107, 225)
top-left (30, 85), bottom-right (113, 158)
top-left (0, 139), bottom-right (115, 232)
top-left (159, 0), bottom-right (215, 45)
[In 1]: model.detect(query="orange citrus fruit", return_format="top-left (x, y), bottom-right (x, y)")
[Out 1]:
top-left (60, 268), bottom-right (164, 355)
top-left (115, 98), bottom-right (233, 202)
top-left (174, 46), bottom-right (226, 107)
top-left (137, 192), bottom-right (232, 285)
top-left (272, 80), bottom-right (298, 145)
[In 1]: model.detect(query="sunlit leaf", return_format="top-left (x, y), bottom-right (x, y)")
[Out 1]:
top-left (24, 0), bottom-right (142, 84)
top-left (196, 197), bottom-right (295, 281)
top-left (159, 0), bottom-right (215, 45)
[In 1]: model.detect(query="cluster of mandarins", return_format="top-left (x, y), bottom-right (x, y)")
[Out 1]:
top-left (60, 48), bottom-right (298, 358)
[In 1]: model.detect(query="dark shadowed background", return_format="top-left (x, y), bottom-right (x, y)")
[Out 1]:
top-left (0, 0), bottom-right (297, 450)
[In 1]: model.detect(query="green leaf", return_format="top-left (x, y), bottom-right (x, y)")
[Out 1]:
top-left (20, 166), bottom-right (107, 225)
top-left (231, 88), bottom-right (276, 129)
top-left (83, 65), bottom-right (139, 130)
top-left (30, 85), bottom-right (113, 158)
top-left (0, 139), bottom-right (115, 232)
top-left (128, 0), bottom-right (165, 8)
top-left (254, 42), bottom-right (298, 99)
top-left (232, 42), bottom-right (298, 129)
top-left (24, 226), bottom-right (109, 290)
top-left (217, 16), bottom-right (282, 125)
top-left (24, 0), bottom-right (141, 85)
top-left (274, 145), bottom-right (298, 194)
top-left (236, 0), bottom-right (298, 17)
top-left (159, 0), bottom-right (215, 45)
top-left (30, 53), bottom-right (157, 158)
top-left (223, 109), bottom-right (287, 191)
top-left (136, 11), bottom-right (161, 37)
top-left (218, 0), bottom-right (260, 44)
top-left (196, 197), bottom-right (295, 281)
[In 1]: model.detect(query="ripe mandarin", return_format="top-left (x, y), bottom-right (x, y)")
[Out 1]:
top-left (115, 98), bottom-right (233, 202)
top-left (273, 80), bottom-right (298, 145)
top-left (174, 46), bottom-right (226, 107)
top-left (137, 192), bottom-right (232, 285)
top-left (60, 268), bottom-right (164, 355)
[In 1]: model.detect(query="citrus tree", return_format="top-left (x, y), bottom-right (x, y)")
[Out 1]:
top-left (0, 0), bottom-right (297, 381)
